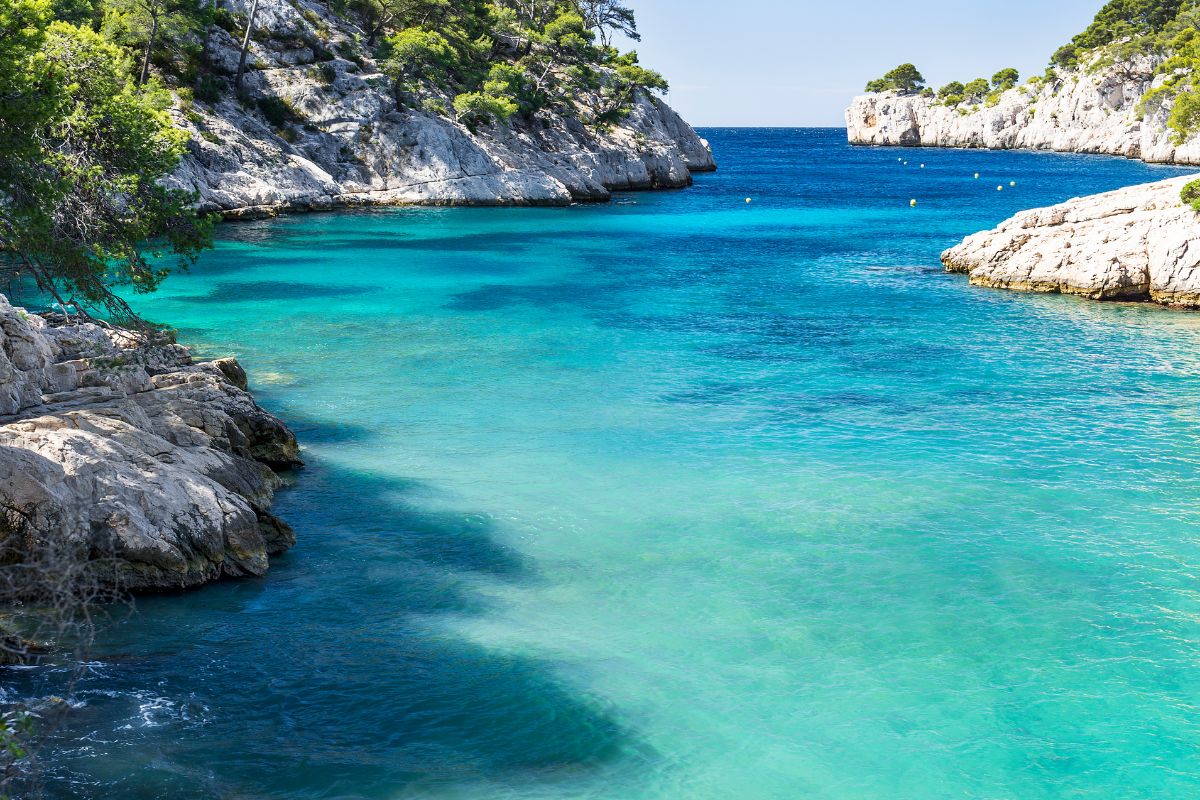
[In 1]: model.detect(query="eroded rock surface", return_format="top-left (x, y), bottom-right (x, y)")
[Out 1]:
top-left (173, 0), bottom-right (716, 217)
top-left (845, 57), bottom-right (1200, 165)
top-left (0, 296), bottom-right (300, 591)
top-left (940, 175), bottom-right (1200, 306)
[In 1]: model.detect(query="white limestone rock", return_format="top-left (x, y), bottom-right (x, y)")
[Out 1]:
top-left (940, 174), bottom-right (1200, 306)
top-left (170, 0), bottom-right (715, 216)
top-left (0, 295), bottom-right (300, 591)
top-left (845, 56), bottom-right (1200, 165)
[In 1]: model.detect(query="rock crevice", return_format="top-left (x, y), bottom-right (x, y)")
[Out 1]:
top-left (0, 296), bottom-right (301, 591)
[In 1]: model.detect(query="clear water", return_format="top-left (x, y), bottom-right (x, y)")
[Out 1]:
top-left (20, 129), bottom-right (1200, 798)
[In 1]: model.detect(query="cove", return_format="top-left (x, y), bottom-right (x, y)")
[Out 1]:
top-left (22, 128), bottom-right (1200, 799)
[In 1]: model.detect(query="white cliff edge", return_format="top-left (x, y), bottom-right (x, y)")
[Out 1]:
top-left (845, 58), bottom-right (1200, 165)
top-left (173, 0), bottom-right (716, 218)
top-left (940, 174), bottom-right (1200, 307)
top-left (0, 295), bottom-right (301, 591)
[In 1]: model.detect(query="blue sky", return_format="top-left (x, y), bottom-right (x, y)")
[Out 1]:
top-left (623, 0), bottom-right (1106, 127)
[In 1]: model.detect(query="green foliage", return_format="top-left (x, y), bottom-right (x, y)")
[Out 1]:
top-left (371, 2), bottom-right (665, 128)
top-left (1070, 0), bottom-right (1187, 52)
top-left (991, 67), bottom-right (1019, 91)
top-left (0, 7), bottom-right (211, 323)
top-left (1181, 177), bottom-right (1200, 210)
top-left (257, 95), bottom-right (299, 127)
top-left (865, 63), bottom-right (925, 94)
top-left (1167, 85), bottom-right (1200, 140)
top-left (382, 26), bottom-right (456, 93)
top-left (100, 0), bottom-right (206, 84)
top-left (453, 87), bottom-right (519, 128)
top-left (194, 72), bottom-right (223, 103)
top-left (963, 78), bottom-right (990, 102)
top-left (937, 80), bottom-right (965, 105)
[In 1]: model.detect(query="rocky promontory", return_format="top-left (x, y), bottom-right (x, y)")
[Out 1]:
top-left (845, 59), bottom-right (1200, 165)
top-left (941, 174), bottom-right (1200, 307)
top-left (0, 296), bottom-right (300, 591)
top-left (173, 0), bottom-right (715, 218)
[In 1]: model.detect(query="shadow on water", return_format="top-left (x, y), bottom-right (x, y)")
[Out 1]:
top-left (27, 452), bottom-right (640, 799)
top-left (173, 281), bottom-right (380, 304)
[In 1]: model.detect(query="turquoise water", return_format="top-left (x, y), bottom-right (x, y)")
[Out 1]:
top-left (21, 129), bottom-right (1200, 798)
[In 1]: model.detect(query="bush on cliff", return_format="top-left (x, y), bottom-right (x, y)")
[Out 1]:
top-left (1181, 177), bottom-right (1200, 211)
top-left (865, 63), bottom-right (926, 94)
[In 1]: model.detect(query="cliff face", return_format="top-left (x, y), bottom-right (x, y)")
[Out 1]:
top-left (0, 296), bottom-right (300, 591)
top-left (172, 0), bottom-right (716, 217)
top-left (846, 60), bottom-right (1200, 165)
top-left (941, 174), bottom-right (1200, 307)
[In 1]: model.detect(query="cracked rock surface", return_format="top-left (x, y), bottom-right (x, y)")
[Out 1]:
top-left (174, 0), bottom-right (716, 217)
top-left (0, 295), bottom-right (301, 591)
top-left (940, 175), bottom-right (1200, 307)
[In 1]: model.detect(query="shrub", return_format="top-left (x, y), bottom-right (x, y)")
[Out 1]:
top-left (1182, 178), bottom-right (1200, 211)
top-left (453, 90), bottom-right (518, 129)
top-left (991, 67), bottom-right (1019, 91)
top-left (421, 97), bottom-right (450, 116)
top-left (1168, 85), bottom-right (1200, 143)
top-left (963, 78), bottom-right (990, 103)
top-left (194, 73), bottom-right (223, 104)
top-left (258, 95), bottom-right (297, 126)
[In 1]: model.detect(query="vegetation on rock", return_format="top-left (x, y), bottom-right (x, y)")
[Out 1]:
top-left (0, 0), bottom-right (212, 325)
top-left (1, 0), bottom-right (668, 320)
top-left (1181, 176), bottom-right (1200, 210)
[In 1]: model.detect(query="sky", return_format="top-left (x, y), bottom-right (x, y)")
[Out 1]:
top-left (621, 0), bottom-right (1108, 127)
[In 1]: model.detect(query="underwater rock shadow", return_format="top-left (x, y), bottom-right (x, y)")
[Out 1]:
top-left (173, 281), bottom-right (380, 304)
top-left (37, 455), bottom-right (646, 799)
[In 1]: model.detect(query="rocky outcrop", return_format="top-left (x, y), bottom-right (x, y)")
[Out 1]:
top-left (0, 296), bottom-right (300, 591)
top-left (172, 0), bottom-right (715, 217)
top-left (846, 58), bottom-right (1200, 165)
top-left (941, 174), bottom-right (1200, 306)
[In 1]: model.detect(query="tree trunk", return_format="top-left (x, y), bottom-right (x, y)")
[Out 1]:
top-left (139, 14), bottom-right (158, 85)
top-left (235, 0), bottom-right (261, 91)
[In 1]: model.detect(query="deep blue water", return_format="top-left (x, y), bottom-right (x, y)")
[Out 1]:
top-left (17, 129), bottom-right (1200, 798)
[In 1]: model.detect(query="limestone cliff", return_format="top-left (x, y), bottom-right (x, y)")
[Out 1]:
top-left (173, 0), bottom-right (715, 217)
top-left (940, 174), bottom-right (1200, 307)
top-left (845, 58), bottom-right (1200, 165)
top-left (0, 296), bottom-right (300, 591)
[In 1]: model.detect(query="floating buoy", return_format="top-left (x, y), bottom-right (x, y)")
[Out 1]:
top-left (997, 185), bottom-right (1004, 191)
top-left (920, 164), bottom-right (925, 168)
top-left (974, 173), bottom-right (980, 179)
top-left (745, 197), bottom-right (752, 203)
top-left (1010, 181), bottom-right (1016, 187)
top-left (910, 199), bottom-right (918, 207)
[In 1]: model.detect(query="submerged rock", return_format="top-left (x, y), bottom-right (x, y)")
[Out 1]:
top-left (0, 295), bottom-right (301, 591)
top-left (940, 175), bottom-right (1200, 307)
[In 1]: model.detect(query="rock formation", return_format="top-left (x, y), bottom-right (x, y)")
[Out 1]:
top-left (173, 0), bottom-right (716, 217)
top-left (941, 174), bottom-right (1200, 307)
top-left (845, 58), bottom-right (1200, 165)
top-left (0, 295), bottom-right (300, 591)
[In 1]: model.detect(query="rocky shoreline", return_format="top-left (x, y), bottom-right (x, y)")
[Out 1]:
top-left (845, 58), bottom-right (1200, 166)
top-left (0, 0), bottom-right (720, 596)
top-left (0, 296), bottom-right (300, 592)
top-left (173, 0), bottom-right (715, 219)
top-left (940, 174), bottom-right (1200, 308)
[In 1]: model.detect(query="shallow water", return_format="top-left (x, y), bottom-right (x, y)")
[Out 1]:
top-left (20, 129), bottom-right (1200, 798)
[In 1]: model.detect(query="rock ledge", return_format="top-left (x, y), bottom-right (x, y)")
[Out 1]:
top-left (0, 295), bottom-right (300, 591)
top-left (940, 175), bottom-right (1200, 307)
